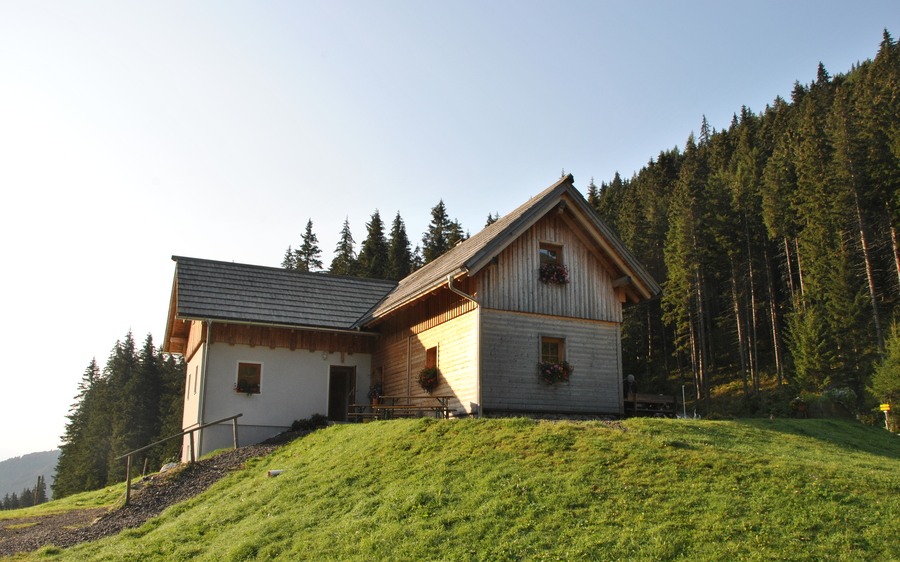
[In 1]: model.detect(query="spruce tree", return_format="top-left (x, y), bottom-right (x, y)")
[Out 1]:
top-left (281, 246), bottom-right (297, 270)
top-left (53, 358), bottom-right (108, 499)
top-left (295, 219), bottom-right (323, 272)
top-left (330, 218), bottom-right (358, 276)
top-left (19, 487), bottom-right (33, 508)
top-left (422, 200), bottom-right (451, 263)
top-left (155, 352), bottom-right (186, 466)
top-left (357, 210), bottom-right (390, 279)
top-left (387, 211), bottom-right (413, 281)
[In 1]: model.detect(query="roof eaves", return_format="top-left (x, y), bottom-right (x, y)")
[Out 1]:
top-left (361, 266), bottom-right (467, 326)
top-left (173, 314), bottom-right (378, 336)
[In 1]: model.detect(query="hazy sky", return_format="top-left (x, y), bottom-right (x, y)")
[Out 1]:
top-left (1, 1), bottom-right (898, 461)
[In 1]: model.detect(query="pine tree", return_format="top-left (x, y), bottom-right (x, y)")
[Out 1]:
top-left (330, 218), bottom-right (358, 276)
top-left (485, 212), bottom-right (500, 227)
top-left (422, 200), bottom-right (451, 263)
top-left (447, 219), bottom-right (467, 248)
top-left (53, 332), bottom-right (185, 498)
top-left (104, 332), bottom-right (142, 483)
top-left (586, 178), bottom-right (600, 208)
top-left (53, 358), bottom-right (108, 498)
top-left (357, 210), bottom-right (390, 279)
top-left (387, 211), bottom-right (413, 281)
top-left (19, 487), bottom-right (33, 508)
top-left (155, 352), bottom-right (186, 466)
top-left (295, 219), bottom-right (323, 272)
top-left (281, 246), bottom-right (297, 270)
top-left (411, 245), bottom-right (424, 271)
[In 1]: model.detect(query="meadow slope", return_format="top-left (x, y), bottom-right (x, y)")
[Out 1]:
top-left (16, 418), bottom-right (900, 562)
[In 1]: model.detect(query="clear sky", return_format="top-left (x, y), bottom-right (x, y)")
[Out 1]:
top-left (1, 1), bottom-right (898, 461)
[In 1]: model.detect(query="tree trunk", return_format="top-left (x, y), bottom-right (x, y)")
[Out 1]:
top-left (730, 257), bottom-right (750, 395)
top-left (854, 189), bottom-right (884, 354)
top-left (694, 267), bottom-right (711, 412)
top-left (763, 243), bottom-right (785, 385)
top-left (783, 236), bottom-right (798, 306)
top-left (744, 215), bottom-right (760, 393)
top-left (888, 205), bottom-right (900, 292)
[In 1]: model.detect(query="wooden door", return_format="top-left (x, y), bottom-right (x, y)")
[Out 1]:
top-left (328, 366), bottom-right (356, 422)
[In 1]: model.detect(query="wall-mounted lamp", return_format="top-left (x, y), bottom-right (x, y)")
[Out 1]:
top-left (322, 351), bottom-right (329, 360)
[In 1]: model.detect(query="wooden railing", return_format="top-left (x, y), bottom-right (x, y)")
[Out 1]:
top-left (114, 413), bottom-right (243, 506)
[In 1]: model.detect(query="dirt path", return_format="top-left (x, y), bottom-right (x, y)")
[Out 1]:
top-left (0, 440), bottom-right (288, 558)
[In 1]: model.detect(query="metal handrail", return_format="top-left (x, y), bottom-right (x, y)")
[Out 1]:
top-left (116, 413), bottom-right (242, 506)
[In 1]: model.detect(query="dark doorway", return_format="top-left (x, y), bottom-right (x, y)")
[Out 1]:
top-left (328, 366), bottom-right (356, 422)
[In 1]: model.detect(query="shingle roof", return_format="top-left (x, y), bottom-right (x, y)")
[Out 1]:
top-left (171, 257), bottom-right (397, 331)
top-left (359, 175), bottom-right (661, 323)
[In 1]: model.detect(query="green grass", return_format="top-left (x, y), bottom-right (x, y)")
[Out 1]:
top-left (15, 418), bottom-right (900, 561)
top-left (0, 485), bottom-right (123, 522)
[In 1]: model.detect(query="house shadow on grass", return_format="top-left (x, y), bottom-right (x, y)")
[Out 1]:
top-left (734, 418), bottom-right (900, 461)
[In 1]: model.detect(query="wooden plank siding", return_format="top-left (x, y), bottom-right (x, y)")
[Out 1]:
top-left (372, 306), bottom-right (479, 416)
top-left (476, 213), bottom-right (622, 323)
top-left (184, 322), bottom-right (378, 356)
top-left (480, 309), bottom-right (622, 415)
top-left (184, 320), bottom-right (206, 362)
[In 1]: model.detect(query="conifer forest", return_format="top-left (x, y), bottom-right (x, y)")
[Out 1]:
top-left (590, 32), bottom-right (900, 412)
top-left (53, 333), bottom-right (185, 499)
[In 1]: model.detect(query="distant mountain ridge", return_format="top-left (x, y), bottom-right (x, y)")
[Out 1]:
top-left (0, 450), bottom-right (59, 501)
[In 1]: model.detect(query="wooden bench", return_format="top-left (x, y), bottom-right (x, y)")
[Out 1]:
top-left (347, 404), bottom-right (380, 422)
top-left (368, 395), bottom-right (455, 420)
top-left (625, 393), bottom-right (678, 418)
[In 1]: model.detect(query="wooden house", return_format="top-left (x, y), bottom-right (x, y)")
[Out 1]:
top-left (163, 175), bottom-right (661, 458)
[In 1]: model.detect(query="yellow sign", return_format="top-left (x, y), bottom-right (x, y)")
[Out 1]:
top-left (881, 404), bottom-right (891, 411)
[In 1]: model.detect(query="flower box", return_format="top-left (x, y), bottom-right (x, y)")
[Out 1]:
top-left (418, 366), bottom-right (439, 394)
top-left (539, 263), bottom-right (570, 285)
top-left (538, 361), bottom-right (573, 384)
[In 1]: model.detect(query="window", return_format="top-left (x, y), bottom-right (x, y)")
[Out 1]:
top-left (236, 362), bottom-right (262, 394)
top-left (539, 242), bottom-right (570, 285)
top-left (540, 242), bottom-right (562, 265)
top-left (425, 346), bottom-right (438, 369)
top-left (193, 366), bottom-right (199, 395)
top-left (539, 337), bottom-right (572, 384)
top-left (541, 337), bottom-right (565, 364)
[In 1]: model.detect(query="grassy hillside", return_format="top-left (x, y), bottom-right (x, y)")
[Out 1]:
top-left (17, 418), bottom-right (900, 562)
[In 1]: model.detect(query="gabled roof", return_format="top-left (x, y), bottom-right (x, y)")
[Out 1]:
top-left (166, 256), bottom-right (396, 334)
top-left (360, 175), bottom-right (661, 323)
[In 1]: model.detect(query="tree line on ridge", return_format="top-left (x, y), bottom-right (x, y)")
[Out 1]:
top-left (589, 31), bottom-right (900, 415)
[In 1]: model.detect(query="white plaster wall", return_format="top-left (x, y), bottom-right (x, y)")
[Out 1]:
top-left (181, 348), bottom-right (205, 460)
top-left (190, 342), bottom-right (371, 458)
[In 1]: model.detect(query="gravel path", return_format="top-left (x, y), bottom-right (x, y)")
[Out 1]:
top-left (0, 441), bottom-right (289, 558)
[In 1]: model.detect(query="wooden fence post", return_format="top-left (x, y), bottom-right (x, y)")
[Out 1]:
top-left (232, 418), bottom-right (240, 449)
top-left (124, 455), bottom-right (132, 507)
